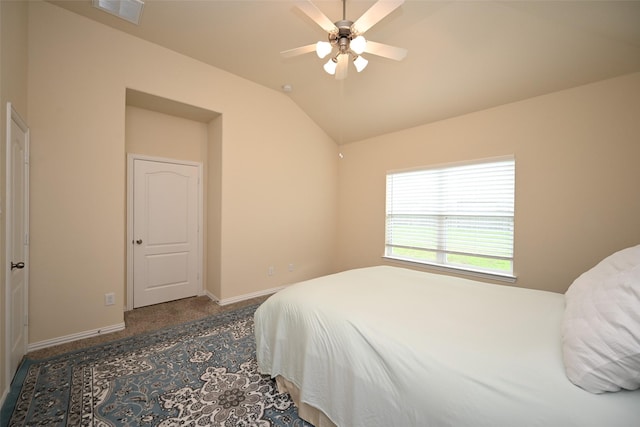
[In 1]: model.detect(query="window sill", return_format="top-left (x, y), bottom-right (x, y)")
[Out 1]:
top-left (381, 256), bottom-right (517, 284)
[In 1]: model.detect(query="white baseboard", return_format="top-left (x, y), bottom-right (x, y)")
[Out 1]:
top-left (206, 285), bottom-right (284, 306)
top-left (28, 322), bottom-right (126, 353)
top-left (26, 288), bottom-right (282, 352)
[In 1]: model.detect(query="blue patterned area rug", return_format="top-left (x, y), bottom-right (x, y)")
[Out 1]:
top-left (2, 304), bottom-right (312, 427)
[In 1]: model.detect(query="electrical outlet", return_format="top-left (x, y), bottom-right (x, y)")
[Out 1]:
top-left (105, 292), bottom-right (115, 306)
top-left (268, 266), bottom-right (274, 276)
top-left (288, 263), bottom-right (294, 272)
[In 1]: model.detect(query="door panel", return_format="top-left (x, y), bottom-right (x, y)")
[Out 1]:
top-left (133, 159), bottom-right (200, 308)
top-left (146, 252), bottom-right (189, 287)
top-left (5, 103), bottom-right (29, 385)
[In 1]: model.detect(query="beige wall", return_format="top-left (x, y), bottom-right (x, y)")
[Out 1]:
top-left (1, 0), bottom-right (28, 399)
top-left (125, 106), bottom-right (209, 163)
top-left (27, 1), bottom-right (337, 345)
top-left (337, 72), bottom-right (640, 294)
top-left (207, 117), bottom-right (223, 298)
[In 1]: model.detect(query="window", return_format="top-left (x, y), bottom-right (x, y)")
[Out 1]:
top-left (385, 157), bottom-right (515, 278)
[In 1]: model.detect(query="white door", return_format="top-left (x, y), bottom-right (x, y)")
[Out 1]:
top-left (132, 158), bottom-right (200, 308)
top-left (5, 102), bottom-right (29, 386)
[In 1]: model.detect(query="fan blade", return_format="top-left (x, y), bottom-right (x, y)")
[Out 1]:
top-left (352, 0), bottom-right (404, 34)
top-left (281, 44), bottom-right (317, 58)
top-left (364, 40), bottom-right (407, 61)
top-left (335, 54), bottom-right (349, 80)
top-left (296, 1), bottom-right (338, 33)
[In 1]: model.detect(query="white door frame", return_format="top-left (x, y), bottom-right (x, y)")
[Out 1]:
top-left (126, 154), bottom-right (203, 311)
top-left (4, 102), bottom-right (30, 390)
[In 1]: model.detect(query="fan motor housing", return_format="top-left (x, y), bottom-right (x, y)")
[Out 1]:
top-left (331, 19), bottom-right (356, 53)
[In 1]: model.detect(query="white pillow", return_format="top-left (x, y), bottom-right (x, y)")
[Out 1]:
top-left (562, 244), bottom-right (640, 393)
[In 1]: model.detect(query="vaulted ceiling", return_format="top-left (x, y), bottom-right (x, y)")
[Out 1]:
top-left (49, 1), bottom-right (640, 144)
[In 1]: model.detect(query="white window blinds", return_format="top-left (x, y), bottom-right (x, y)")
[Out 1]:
top-left (385, 157), bottom-right (515, 276)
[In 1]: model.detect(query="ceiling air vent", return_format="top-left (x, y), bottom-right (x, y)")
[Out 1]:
top-left (92, 0), bottom-right (144, 25)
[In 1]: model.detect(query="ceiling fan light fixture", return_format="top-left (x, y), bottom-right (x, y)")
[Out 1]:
top-left (354, 55), bottom-right (368, 72)
top-left (323, 58), bottom-right (338, 75)
top-left (350, 35), bottom-right (367, 55)
top-left (282, 0), bottom-right (407, 80)
top-left (316, 41), bottom-right (333, 59)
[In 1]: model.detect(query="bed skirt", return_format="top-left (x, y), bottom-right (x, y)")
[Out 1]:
top-left (275, 376), bottom-right (338, 427)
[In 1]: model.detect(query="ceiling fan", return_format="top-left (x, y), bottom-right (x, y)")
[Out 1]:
top-left (282, 0), bottom-right (408, 80)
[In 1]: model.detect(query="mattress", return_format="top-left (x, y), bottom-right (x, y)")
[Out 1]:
top-left (254, 266), bottom-right (640, 426)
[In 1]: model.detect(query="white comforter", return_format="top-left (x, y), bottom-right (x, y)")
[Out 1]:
top-left (254, 266), bottom-right (640, 427)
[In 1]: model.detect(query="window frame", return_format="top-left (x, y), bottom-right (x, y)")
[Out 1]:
top-left (383, 156), bottom-right (516, 282)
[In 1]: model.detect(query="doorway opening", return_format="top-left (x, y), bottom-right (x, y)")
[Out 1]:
top-left (125, 89), bottom-right (221, 310)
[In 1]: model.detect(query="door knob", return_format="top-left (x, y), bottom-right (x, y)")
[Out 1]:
top-left (136, 239), bottom-right (143, 245)
top-left (11, 262), bottom-right (25, 270)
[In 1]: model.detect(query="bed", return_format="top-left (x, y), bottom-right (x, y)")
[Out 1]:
top-left (254, 255), bottom-right (640, 426)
